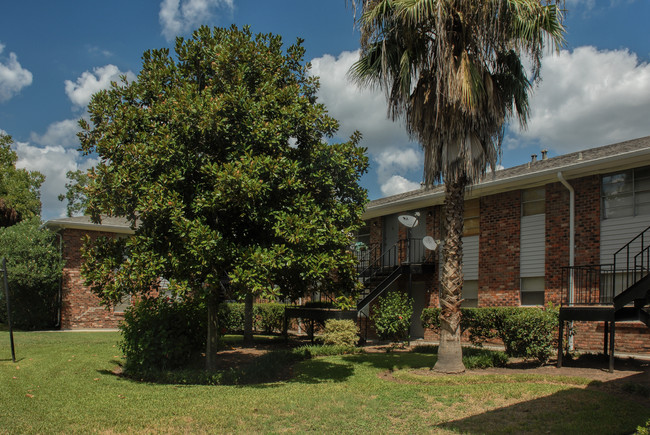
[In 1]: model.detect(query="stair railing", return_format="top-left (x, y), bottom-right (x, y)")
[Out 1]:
top-left (561, 264), bottom-right (614, 305)
top-left (613, 225), bottom-right (650, 298)
top-left (358, 243), bottom-right (399, 288)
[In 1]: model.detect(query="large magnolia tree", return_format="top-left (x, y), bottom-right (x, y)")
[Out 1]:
top-left (350, 0), bottom-right (564, 372)
top-left (79, 26), bottom-right (368, 369)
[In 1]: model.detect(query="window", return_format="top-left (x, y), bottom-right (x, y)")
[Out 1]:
top-left (602, 166), bottom-right (650, 219)
top-left (520, 277), bottom-right (545, 306)
top-left (113, 295), bottom-right (132, 313)
top-left (463, 199), bottom-right (480, 236)
top-left (461, 280), bottom-right (478, 307)
top-left (522, 187), bottom-right (545, 216)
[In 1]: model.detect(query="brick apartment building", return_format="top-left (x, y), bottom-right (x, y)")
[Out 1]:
top-left (358, 135), bottom-right (650, 354)
top-left (46, 136), bottom-right (650, 355)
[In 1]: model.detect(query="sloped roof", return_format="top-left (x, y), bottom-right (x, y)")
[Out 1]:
top-left (364, 135), bottom-right (650, 219)
top-left (45, 215), bottom-right (135, 234)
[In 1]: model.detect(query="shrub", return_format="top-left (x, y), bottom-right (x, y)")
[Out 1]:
top-left (321, 319), bottom-right (359, 347)
top-left (372, 291), bottom-right (413, 342)
top-left (256, 303), bottom-right (285, 334)
top-left (499, 307), bottom-right (558, 363)
top-left (0, 219), bottom-right (64, 330)
top-left (421, 305), bottom-right (558, 364)
top-left (120, 296), bottom-right (206, 374)
top-left (218, 302), bottom-right (245, 333)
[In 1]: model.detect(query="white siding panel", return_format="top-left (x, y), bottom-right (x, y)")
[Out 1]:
top-left (600, 216), bottom-right (650, 265)
top-left (463, 235), bottom-right (479, 280)
top-left (521, 214), bottom-right (545, 277)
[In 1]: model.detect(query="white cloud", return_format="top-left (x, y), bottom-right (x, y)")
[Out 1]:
top-left (159, 0), bottom-right (234, 41)
top-left (13, 140), bottom-right (97, 221)
top-left (380, 175), bottom-right (421, 197)
top-left (0, 43), bottom-right (33, 102)
top-left (64, 64), bottom-right (135, 108)
top-left (30, 118), bottom-right (81, 149)
top-left (310, 50), bottom-right (412, 156)
top-left (510, 46), bottom-right (650, 152)
top-left (376, 147), bottom-right (421, 181)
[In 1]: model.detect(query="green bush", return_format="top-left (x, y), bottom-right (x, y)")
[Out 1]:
top-left (372, 291), bottom-right (413, 342)
top-left (500, 307), bottom-right (558, 363)
top-left (120, 296), bottom-right (206, 374)
top-left (421, 306), bottom-right (558, 364)
top-left (321, 319), bottom-right (359, 347)
top-left (256, 303), bottom-right (285, 334)
top-left (0, 219), bottom-right (64, 330)
top-left (218, 302), bottom-right (245, 333)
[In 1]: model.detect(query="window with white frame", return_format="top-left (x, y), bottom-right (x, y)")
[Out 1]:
top-left (602, 166), bottom-right (650, 219)
top-left (522, 187), bottom-right (545, 216)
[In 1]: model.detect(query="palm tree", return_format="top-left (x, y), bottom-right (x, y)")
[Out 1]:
top-left (350, 0), bottom-right (565, 373)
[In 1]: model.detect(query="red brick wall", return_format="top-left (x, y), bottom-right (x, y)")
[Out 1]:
top-left (479, 191), bottom-right (521, 306)
top-left (545, 176), bottom-right (601, 305)
top-left (573, 321), bottom-right (650, 354)
top-left (60, 229), bottom-right (124, 329)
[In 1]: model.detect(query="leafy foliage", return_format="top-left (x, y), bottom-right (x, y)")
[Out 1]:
top-left (0, 134), bottom-right (44, 227)
top-left (79, 25), bottom-right (367, 310)
top-left (421, 306), bottom-right (559, 363)
top-left (371, 291), bottom-right (413, 342)
top-left (57, 169), bottom-right (90, 217)
top-left (321, 319), bottom-right (359, 347)
top-left (0, 218), bottom-right (64, 329)
top-left (120, 296), bottom-right (206, 373)
top-left (218, 302), bottom-right (285, 334)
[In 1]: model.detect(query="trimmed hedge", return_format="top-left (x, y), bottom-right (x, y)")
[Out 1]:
top-left (321, 319), bottom-right (359, 347)
top-left (421, 306), bottom-right (558, 363)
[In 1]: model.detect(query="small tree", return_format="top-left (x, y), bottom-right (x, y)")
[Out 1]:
top-left (79, 26), bottom-right (368, 370)
top-left (371, 291), bottom-right (413, 343)
top-left (0, 218), bottom-right (64, 329)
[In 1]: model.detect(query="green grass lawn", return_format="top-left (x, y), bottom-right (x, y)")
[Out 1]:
top-left (1, 330), bottom-right (649, 434)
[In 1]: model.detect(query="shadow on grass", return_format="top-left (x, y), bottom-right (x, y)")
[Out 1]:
top-left (437, 372), bottom-right (650, 434)
top-left (341, 352), bottom-right (434, 372)
top-left (289, 358), bottom-right (355, 384)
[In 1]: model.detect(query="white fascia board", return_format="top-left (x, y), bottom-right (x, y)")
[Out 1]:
top-left (45, 221), bottom-right (135, 235)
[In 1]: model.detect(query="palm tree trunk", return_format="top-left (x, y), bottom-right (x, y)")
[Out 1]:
top-left (434, 175), bottom-right (467, 373)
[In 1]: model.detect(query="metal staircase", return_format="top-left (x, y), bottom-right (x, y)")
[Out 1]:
top-left (558, 225), bottom-right (650, 371)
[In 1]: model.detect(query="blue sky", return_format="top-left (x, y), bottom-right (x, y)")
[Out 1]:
top-left (1, 0), bottom-right (649, 221)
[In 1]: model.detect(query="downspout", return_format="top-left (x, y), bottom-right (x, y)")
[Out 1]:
top-left (557, 171), bottom-right (574, 350)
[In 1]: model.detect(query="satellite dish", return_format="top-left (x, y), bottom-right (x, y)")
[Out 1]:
top-left (398, 215), bottom-right (419, 228)
top-left (423, 236), bottom-right (439, 251)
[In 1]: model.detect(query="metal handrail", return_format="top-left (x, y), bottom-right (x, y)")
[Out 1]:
top-left (613, 225), bottom-right (650, 295)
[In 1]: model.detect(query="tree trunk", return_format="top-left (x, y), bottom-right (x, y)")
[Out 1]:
top-left (433, 175), bottom-right (467, 374)
top-left (243, 292), bottom-right (254, 346)
top-left (205, 292), bottom-right (219, 370)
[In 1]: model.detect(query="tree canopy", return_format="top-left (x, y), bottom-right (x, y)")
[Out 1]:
top-left (79, 25), bottom-right (368, 311)
top-left (0, 134), bottom-right (44, 226)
